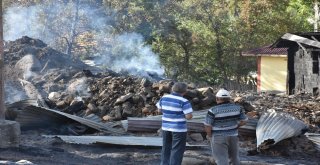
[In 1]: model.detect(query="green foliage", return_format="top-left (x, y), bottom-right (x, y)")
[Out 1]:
top-left (3, 0), bottom-right (319, 85)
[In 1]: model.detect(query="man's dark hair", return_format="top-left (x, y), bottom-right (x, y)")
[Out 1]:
top-left (217, 97), bottom-right (231, 102)
top-left (172, 82), bottom-right (188, 94)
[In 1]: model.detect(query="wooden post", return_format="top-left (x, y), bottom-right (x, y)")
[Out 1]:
top-left (0, 0), bottom-right (20, 148)
top-left (0, 0), bottom-right (4, 119)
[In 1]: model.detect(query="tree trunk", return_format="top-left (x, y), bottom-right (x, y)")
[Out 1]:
top-left (213, 22), bottom-right (228, 83)
top-left (66, 0), bottom-right (80, 56)
top-left (182, 44), bottom-right (190, 78)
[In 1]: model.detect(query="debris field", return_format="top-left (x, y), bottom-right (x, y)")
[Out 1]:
top-left (1, 36), bottom-right (320, 165)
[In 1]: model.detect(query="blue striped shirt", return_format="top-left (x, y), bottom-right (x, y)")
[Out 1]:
top-left (204, 102), bottom-right (247, 136)
top-left (156, 93), bottom-right (193, 132)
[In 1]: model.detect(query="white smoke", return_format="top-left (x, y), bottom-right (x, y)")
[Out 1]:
top-left (4, 83), bottom-right (28, 104)
top-left (4, 2), bottom-right (164, 78)
top-left (95, 32), bottom-right (164, 76)
top-left (4, 6), bottom-right (45, 41)
top-left (67, 78), bottom-right (90, 97)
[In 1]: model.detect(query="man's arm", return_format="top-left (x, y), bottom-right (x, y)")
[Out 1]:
top-left (237, 106), bottom-right (248, 128)
top-left (156, 100), bottom-right (162, 114)
top-left (237, 120), bottom-right (247, 128)
top-left (204, 109), bottom-right (215, 138)
top-left (185, 113), bottom-right (193, 120)
top-left (182, 101), bottom-right (193, 120)
top-left (204, 125), bottom-right (212, 137)
top-left (157, 108), bottom-right (162, 115)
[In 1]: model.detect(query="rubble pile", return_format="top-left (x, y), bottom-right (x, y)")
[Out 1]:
top-left (46, 76), bottom-right (220, 121)
top-left (4, 37), bottom-right (220, 122)
top-left (236, 92), bottom-right (320, 132)
top-left (3, 37), bottom-right (320, 131)
top-left (4, 36), bottom-right (91, 69)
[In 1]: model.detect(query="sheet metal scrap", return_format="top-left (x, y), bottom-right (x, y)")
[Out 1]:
top-left (6, 100), bottom-right (124, 135)
top-left (44, 135), bottom-right (206, 147)
top-left (305, 133), bottom-right (320, 151)
top-left (256, 109), bottom-right (308, 151)
top-left (123, 109), bottom-right (257, 136)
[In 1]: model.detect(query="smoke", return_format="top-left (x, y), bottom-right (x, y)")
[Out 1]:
top-left (4, 6), bottom-right (45, 41)
top-left (4, 2), bottom-right (164, 78)
top-left (4, 83), bottom-right (28, 104)
top-left (23, 70), bottom-right (35, 80)
top-left (95, 32), bottom-right (164, 77)
top-left (67, 78), bottom-right (91, 97)
top-left (4, 3), bottom-right (110, 45)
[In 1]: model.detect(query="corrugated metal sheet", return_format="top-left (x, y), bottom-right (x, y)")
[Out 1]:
top-left (44, 135), bottom-right (206, 147)
top-left (305, 133), bottom-right (320, 151)
top-left (123, 109), bottom-right (257, 136)
top-left (6, 100), bottom-right (124, 134)
top-left (256, 110), bottom-right (308, 151)
top-left (242, 45), bottom-right (287, 56)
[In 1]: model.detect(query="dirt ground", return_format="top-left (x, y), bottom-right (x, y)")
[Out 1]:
top-left (0, 130), bottom-right (319, 165)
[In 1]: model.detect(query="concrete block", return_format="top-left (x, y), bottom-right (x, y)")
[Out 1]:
top-left (0, 120), bottom-right (20, 148)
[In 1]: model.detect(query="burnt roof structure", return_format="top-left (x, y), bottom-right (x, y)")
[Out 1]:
top-left (272, 32), bottom-right (320, 48)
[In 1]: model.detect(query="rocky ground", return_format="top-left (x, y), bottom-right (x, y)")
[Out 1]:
top-left (0, 130), bottom-right (319, 165)
top-left (1, 36), bottom-right (320, 165)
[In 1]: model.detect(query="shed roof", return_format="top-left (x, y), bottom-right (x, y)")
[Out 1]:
top-left (242, 45), bottom-right (287, 57)
top-left (272, 32), bottom-right (320, 48)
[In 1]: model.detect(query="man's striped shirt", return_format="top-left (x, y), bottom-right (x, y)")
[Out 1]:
top-left (204, 102), bottom-right (247, 136)
top-left (156, 93), bottom-right (193, 132)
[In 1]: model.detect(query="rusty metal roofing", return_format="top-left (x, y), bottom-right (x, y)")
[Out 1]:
top-left (242, 45), bottom-right (287, 56)
top-left (256, 109), bottom-right (308, 151)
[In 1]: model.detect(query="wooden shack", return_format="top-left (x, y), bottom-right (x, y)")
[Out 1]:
top-left (272, 32), bottom-right (320, 95)
top-left (242, 45), bottom-right (288, 92)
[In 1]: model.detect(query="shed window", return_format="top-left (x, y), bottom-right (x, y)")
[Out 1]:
top-left (313, 87), bottom-right (319, 96)
top-left (312, 51), bottom-right (319, 74)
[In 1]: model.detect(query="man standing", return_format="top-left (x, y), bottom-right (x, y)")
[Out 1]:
top-left (156, 82), bottom-right (193, 165)
top-left (204, 88), bottom-right (247, 165)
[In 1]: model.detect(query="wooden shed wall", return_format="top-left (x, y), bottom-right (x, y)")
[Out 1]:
top-left (294, 49), bottom-right (320, 95)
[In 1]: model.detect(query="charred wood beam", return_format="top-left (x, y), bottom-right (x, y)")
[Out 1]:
top-left (281, 33), bottom-right (320, 48)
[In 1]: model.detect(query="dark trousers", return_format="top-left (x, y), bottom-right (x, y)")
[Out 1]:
top-left (160, 130), bottom-right (187, 165)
